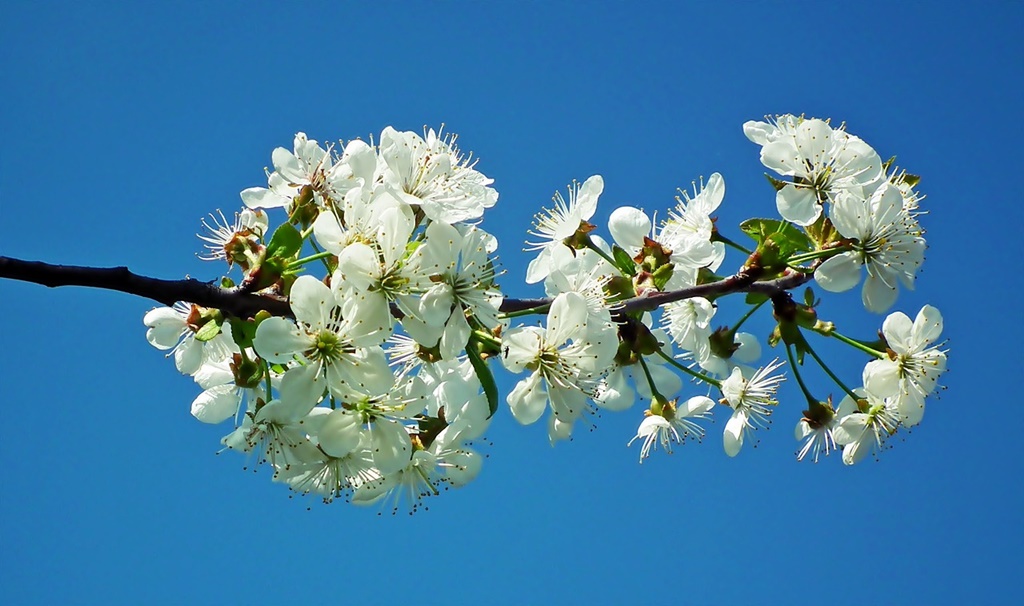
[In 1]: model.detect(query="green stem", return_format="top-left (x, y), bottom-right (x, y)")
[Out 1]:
top-left (784, 342), bottom-right (818, 407)
top-left (732, 298), bottom-right (766, 332)
top-left (653, 347), bottom-right (721, 389)
top-left (820, 328), bottom-right (886, 359)
top-left (583, 237), bottom-right (620, 270)
top-left (472, 329), bottom-right (502, 349)
top-left (287, 250), bottom-right (334, 269)
top-left (262, 359), bottom-right (273, 400)
top-left (636, 355), bottom-right (665, 402)
top-left (301, 225), bottom-right (316, 240)
top-left (499, 303), bottom-right (552, 319)
top-left (788, 246), bottom-right (850, 266)
top-left (801, 336), bottom-right (859, 402)
top-left (713, 232), bottom-right (752, 255)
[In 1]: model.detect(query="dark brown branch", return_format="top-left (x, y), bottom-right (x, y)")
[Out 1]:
top-left (619, 267), bottom-right (814, 314)
top-left (0, 256), bottom-right (813, 321)
top-left (0, 256), bottom-right (291, 318)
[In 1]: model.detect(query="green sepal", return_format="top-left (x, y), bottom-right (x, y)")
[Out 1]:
top-left (416, 414), bottom-right (449, 450)
top-left (901, 173), bottom-right (921, 188)
top-left (632, 321), bottom-right (661, 356)
top-left (193, 319), bottom-right (222, 342)
top-left (611, 245), bottom-right (637, 277)
top-left (651, 263), bottom-right (674, 291)
top-left (466, 344), bottom-right (499, 419)
top-left (764, 173), bottom-right (789, 192)
top-left (265, 223), bottom-right (303, 259)
top-left (777, 320), bottom-right (809, 365)
top-left (221, 277), bottom-right (236, 289)
top-left (804, 215), bottom-right (838, 248)
top-left (233, 357), bottom-right (264, 389)
top-left (229, 317), bottom-right (258, 349)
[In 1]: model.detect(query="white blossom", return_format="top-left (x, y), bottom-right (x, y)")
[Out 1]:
top-left (525, 175), bottom-right (603, 284)
top-left (502, 292), bottom-right (617, 437)
top-left (862, 305), bottom-right (947, 426)
top-left (720, 359), bottom-right (785, 456)
top-left (814, 183), bottom-right (926, 313)
top-left (746, 116), bottom-right (884, 226)
top-left (253, 275), bottom-right (394, 413)
top-left (240, 132), bottom-right (333, 210)
top-left (832, 389), bottom-right (901, 465)
top-left (143, 303), bottom-right (236, 376)
top-left (627, 396), bottom-right (716, 462)
top-left (378, 126), bottom-right (497, 225)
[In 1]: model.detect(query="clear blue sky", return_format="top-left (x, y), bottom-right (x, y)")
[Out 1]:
top-left (2, 1), bottom-right (1021, 604)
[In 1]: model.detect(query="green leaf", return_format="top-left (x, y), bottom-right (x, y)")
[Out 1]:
top-left (611, 245), bottom-right (637, 277)
top-left (193, 320), bottom-right (222, 342)
top-left (740, 218), bottom-right (814, 256)
top-left (803, 287), bottom-right (815, 307)
top-left (466, 345), bottom-right (499, 419)
top-left (265, 223), bottom-right (303, 259)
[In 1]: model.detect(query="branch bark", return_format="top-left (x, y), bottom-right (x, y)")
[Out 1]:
top-left (0, 256), bottom-right (291, 318)
top-left (1, 256), bottom-right (813, 319)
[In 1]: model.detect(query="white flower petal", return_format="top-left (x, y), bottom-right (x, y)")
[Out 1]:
top-left (608, 206), bottom-right (652, 252)
top-left (723, 409), bottom-right (747, 457)
top-left (507, 373), bottom-right (548, 425)
top-left (279, 363), bottom-right (324, 418)
top-left (546, 292), bottom-right (588, 347)
top-left (289, 276), bottom-right (333, 329)
top-left (502, 327), bottom-right (544, 373)
top-left (815, 253), bottom-right (862, 293)
top-left (316, 409), bottom-right (363, 458)
top-left (776, 185), bottom-right (821, 226)
top-left (369, 418), bottom-right (412, 475)
top-left (190, 384), bottom-right (240, 424)
top-left (240, 187), bottom-right (289, 210)
top-left (336, 242), bottom-right (379, 292)
top-left (862, 271), bottom-right (899, 313)
top-left (575, 175), bottom-right (604, 220)
top-left (253, 317), bottom-right (309, 364)
top-left (913, 305), bottom-right (944, 347)
top-left (143, 307), bottom-right (186, 350)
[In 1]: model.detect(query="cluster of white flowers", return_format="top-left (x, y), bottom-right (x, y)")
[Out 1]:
top-left (147, 128), bottom-right (499, 510)
top-left (744, 116), bottom-right (926, 313)
top-left (812, 305), bottom-right (948, 464)
top-left (142, 116), bottom-right (950, 511)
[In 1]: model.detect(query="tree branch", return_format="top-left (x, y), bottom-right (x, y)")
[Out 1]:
top-left (0, 256), bottom-right (291, 318)
top-left (1, 256), bottom-right (813, 320)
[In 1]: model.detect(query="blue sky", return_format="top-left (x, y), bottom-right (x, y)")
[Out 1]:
top-left (1, 1), bottom-right (1021, 604)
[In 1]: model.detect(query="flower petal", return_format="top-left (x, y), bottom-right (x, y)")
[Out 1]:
top-left (608, 206), bottom-right (651, 252)
top-left (507, 372), bottom-right (548, 425)
top-left (190, 384), bottom-right (240, 424)
top-left (815, 253), bottom-right (862, 293)
top-left (723, 409), bottom-right (747, 457)
top-left (776, 185), bottom-right (821, 226)
top-left (253, 317), bottom-right (309, 364)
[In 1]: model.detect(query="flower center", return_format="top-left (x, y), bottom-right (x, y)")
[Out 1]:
top-left (309, 330), bottom-right (345, 362)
